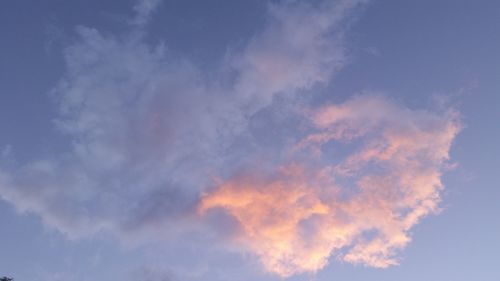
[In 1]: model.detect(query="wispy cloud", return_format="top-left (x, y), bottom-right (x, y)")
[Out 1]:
top-left (231, 0), bottom-right (366, 113)
top-left (0, 0), bottom-right (461, 278)
top-left (131, 0), bottom-right (164, 27)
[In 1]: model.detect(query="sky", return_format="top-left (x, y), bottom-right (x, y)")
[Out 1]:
top-left (0, 0), bottom-right (499, 280)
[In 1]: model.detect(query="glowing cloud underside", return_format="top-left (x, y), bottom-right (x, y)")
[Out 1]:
top-left (200, 96), bottom-right (461, 277)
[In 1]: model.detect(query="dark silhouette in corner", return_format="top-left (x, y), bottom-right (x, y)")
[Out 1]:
top-left (0, 277), bottom-right (13, 281)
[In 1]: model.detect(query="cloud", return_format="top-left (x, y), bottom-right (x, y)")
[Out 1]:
top-left (199, 95), bottom-right (461, 277)
top-left (1, 26), bottom-right (208, 238)
top-left (131, 0), bottom-right (164, 27)
top-left (0, 0), bottom-right (359, 239)
top-left (0, 0), bottom-right (461, 279)
top-left (232, 0), bottom-right (367, 114)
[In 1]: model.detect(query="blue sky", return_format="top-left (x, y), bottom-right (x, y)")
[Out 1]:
top-left (0, 1), bottom-right (499, 280)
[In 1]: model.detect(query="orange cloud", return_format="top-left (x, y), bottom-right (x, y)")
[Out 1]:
top-left (199, 165), bottom-right (341, 277)
top-left (199, 96), bottom-right (461, 277)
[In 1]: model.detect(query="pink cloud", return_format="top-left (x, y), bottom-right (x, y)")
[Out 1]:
top-left (231, 0), bottom-right (366, 114)
top-left (200, 95), bottom-right (461, 277)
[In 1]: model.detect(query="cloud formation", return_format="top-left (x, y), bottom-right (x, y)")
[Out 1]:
top-left (0, 0), bottom-right (460, 278)
top-left (200, 95), bottom-right (460, 276)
